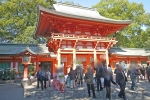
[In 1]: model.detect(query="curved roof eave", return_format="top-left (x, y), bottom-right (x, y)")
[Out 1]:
top-left (38, 5), bottom-right (132, 25)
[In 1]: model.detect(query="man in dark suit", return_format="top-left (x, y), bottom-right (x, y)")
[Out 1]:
top-left (116, 64), bottom-right (127, 100)
top-left (94, 63), bottom-right (103, 91)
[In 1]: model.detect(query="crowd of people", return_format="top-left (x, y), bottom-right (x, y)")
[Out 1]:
top-left (34, 61), bottom-right (150, 100)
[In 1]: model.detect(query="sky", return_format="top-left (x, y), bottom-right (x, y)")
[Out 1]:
top-left (60, 0), bottom-right (150, 13)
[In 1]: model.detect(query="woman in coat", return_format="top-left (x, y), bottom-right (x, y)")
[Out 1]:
top-left (84, 67), bottom-right (96, 98)
top-left (76, 65), bottom-right (84, 87)
top-left (69, 67), bottom-right (76, 89)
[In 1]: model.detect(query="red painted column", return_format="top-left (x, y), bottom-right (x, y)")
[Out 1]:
top-left (127, 59), bottom-right (130, 64)
top-left (13, 57), bottom-right (16, 68)
top-left (86, 55), bottom-right (90, 71)
top-left (36, 56), bottom-right (39, 71)
top-left (137, 57), bottom-right (141, 65)
top-left (67, 55), bottom-right (71, 74)
top-left (23, 64), bottom-right (28, 80)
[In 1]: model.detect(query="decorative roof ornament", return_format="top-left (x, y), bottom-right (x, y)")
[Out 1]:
top-left (18, 45), bottom-right (36, 55)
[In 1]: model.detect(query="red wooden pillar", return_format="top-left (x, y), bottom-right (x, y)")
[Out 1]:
top-left (111, 60), bottom-right (115, 68)
top-left (67, 55), bottom-right (71, 74)
top-left (82, 62), bottom-right (86, 73)
top-left (137, 57), bottom-right (141, 65)
top-left (97, 54), bottom-right (100, 63)
top-left (23, 64), bottom-right (28, 80)
top-left (110, 60), bottom-right (114, 68)
top-left (36, 56), bottom-right (39, 71)
top-left (127, 58), bottom-right (130, 65)
top-left (13, 57), bottom-right (16, 68)
top-left (116, 57), bottom-right (119, 63)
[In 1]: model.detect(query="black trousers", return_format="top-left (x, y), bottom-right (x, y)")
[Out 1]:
top-left (44, 79), bottom-right (46, 89)
top-left (87, 84), bottom-right (96, 97)
top-left (37, 79), bottom-right (43, 90)
top-left (106, 86), bottom-right (111, 99)
top-left (97, 78), bottom-right (103, 90)
top-left (118, 85), bottom-right (126, 100)
top-left (78, 79), bottom-right (83, 87)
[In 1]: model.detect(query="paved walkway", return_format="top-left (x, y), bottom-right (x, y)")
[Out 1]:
top-left (24, 79), bottom-right (150, 100)
top-left (0, 83), bottom-right (24, 100)
top-left (0, 79), bottom-right (150, 100)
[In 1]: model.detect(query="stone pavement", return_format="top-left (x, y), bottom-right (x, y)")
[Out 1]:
top-left (0, 79), bottom-right (150, 100)
top-left (0, 83), bottom-right (24, 100)
top-left (24, 79), bottom-right (150, 100)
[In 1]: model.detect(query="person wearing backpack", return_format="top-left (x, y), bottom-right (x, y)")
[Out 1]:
top-left (76, 65), bottom-right (84, 87)
top-left (42, 69), bottom-right (48, 90)
top-left (35, 67), bottom-right (44, 90)
top-left (84, 67), bottom-right (96, 98)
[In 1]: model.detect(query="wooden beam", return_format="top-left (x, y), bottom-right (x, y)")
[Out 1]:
top-left (60, 48), bottom-right (107, 51)
top-left (60, 52), bottom-right (105, 54)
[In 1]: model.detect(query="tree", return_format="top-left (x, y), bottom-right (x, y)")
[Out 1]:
top-left (0, 0), bottom-right (56, 43)
top-left (93, 0), bottom-right (150, 48)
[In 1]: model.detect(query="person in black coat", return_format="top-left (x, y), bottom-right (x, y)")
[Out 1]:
top-left (116, 64), bottom-right (127, 100)
top-left (94, 63), bottom-right (103, 91)
top-left (114, 64), bottom-right (119, 74)
top-left (104, 71), bottom-right (117, 100)
top-left (146, 63), bottom-right (150, 82)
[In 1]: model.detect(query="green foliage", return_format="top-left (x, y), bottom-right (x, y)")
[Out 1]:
top-left (0, 0), bottom-right (56, 43)
top-left (93, 0), bottom-right (150, 48)
top-left (64, 1), bottom-right (74, 5)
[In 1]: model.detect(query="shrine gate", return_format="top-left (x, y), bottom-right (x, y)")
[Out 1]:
top-left (35, 2), bottom-right (131, 74)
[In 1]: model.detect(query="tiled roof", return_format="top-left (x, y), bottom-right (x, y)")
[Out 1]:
top-left (38, 3), bottom-right (131, 25)
top-left (52, 2), bottom-right (132, 24)
top-left (109, 47), bottom-right (150, 56)
top-left (0, 44), bottom-right (49, 55)
top-left (0, 44), bottom-right (149, 57)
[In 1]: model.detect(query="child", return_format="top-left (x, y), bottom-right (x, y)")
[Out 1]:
top-left (53, 73), bottom-right (59, 90)
top-left (58, 70), bottom-right (65, 93)
top-left (104, 71), bottom-right (117, 100)
top-left (66, 74), bottom-right (71, 88)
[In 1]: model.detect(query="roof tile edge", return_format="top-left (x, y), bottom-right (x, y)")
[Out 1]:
top-left (56, 2), bottom-right (95, 11)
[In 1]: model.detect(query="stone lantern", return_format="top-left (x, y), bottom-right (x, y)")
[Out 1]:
top-left (18, 45), bottom-right (36, 87)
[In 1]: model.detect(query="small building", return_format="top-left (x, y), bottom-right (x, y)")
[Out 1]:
top-left (109, 47), bottom-right (150, 68)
